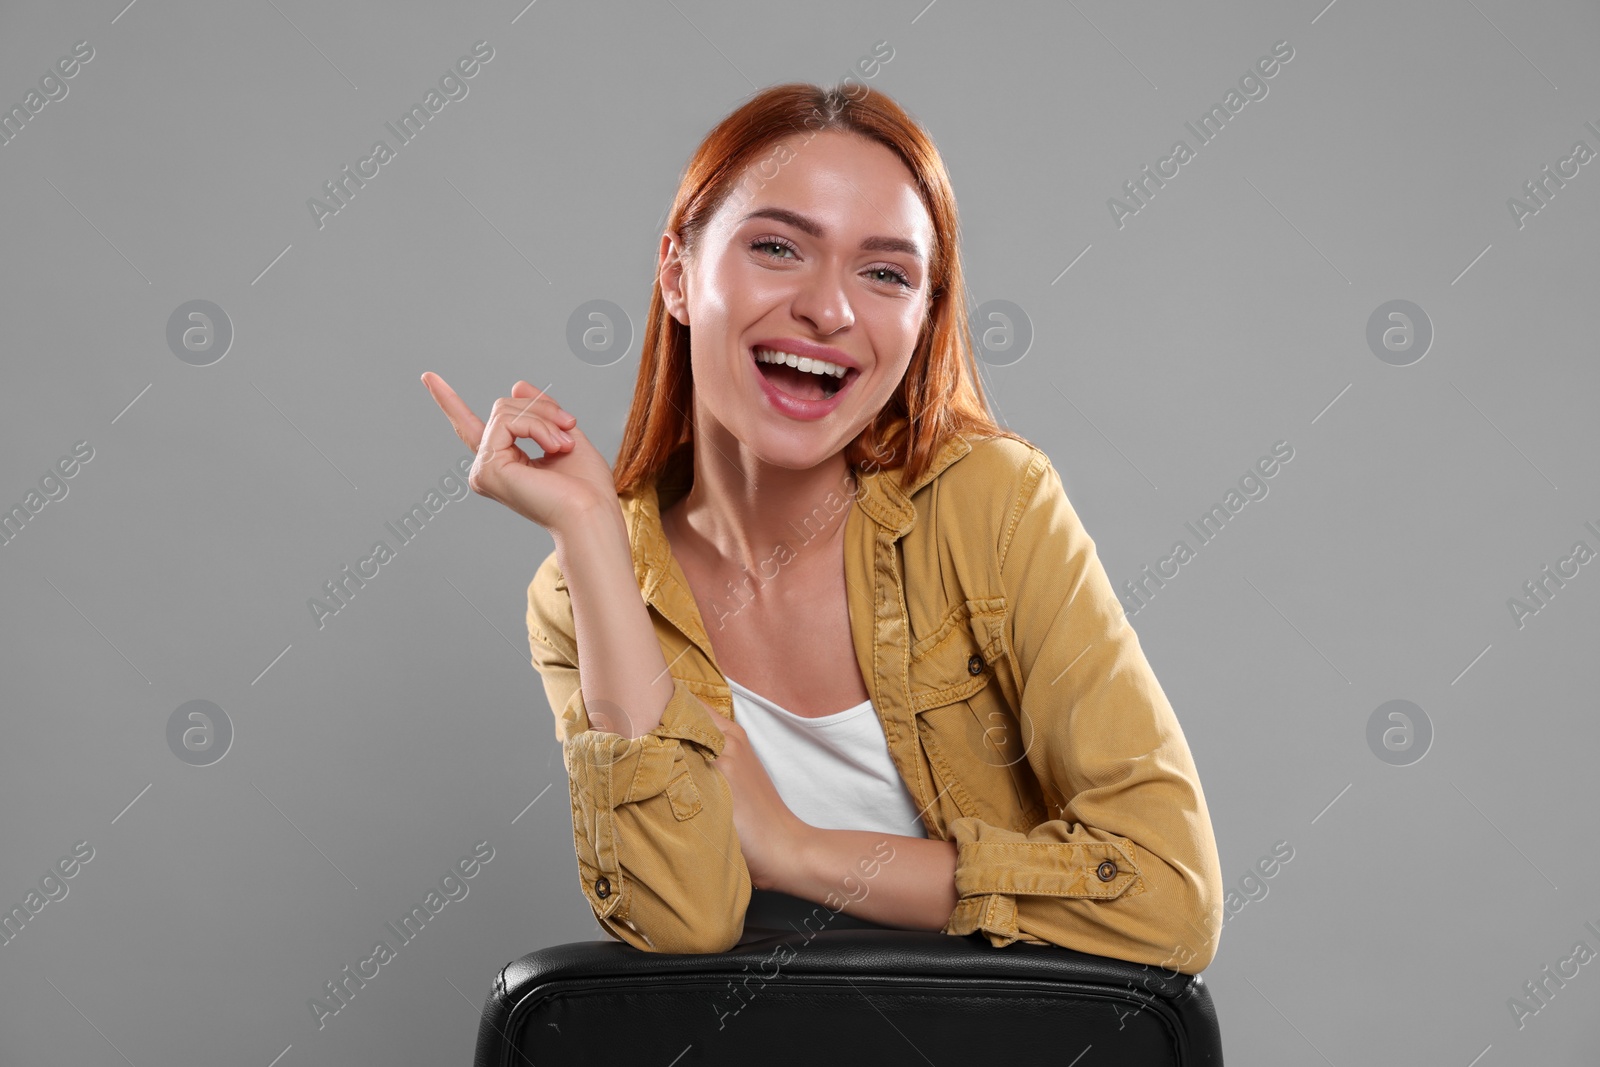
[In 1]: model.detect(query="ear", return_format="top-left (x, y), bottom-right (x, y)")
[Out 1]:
top-left (658, 229), bottom-right (690, 327)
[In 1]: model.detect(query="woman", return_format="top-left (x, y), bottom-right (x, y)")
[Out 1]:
top-left (422, 83), bottom-right (1222, 972)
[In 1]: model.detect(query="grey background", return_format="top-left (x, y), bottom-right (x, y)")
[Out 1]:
top-left (2, 0), bottom-right (1597, 1063)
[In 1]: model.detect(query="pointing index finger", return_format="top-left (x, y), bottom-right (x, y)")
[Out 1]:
top-left (420, 372), bottom-right (486, 453)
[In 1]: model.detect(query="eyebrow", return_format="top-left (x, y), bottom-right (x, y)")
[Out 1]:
top-left (739, 207), bottom-right (925, 263)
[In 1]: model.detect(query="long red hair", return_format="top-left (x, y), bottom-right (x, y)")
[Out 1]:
top-left (612, 82), bottom-right (1027, 497)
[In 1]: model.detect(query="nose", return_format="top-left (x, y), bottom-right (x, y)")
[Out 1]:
top-left (792, 266), bottom-right (854, 336)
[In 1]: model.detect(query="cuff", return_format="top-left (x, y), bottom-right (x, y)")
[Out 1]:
top-left (560, 678), bottom-right (726, 815)
top-left (940, 817), bottom-right (1144, 944)
top-left (561, 679), bottom-right (727, 923)
top-left (944, 893), bottom-right (1024, 946)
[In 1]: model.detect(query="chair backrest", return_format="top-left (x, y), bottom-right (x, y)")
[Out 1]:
top-left (474, 926), bottom-right (1223, 1065)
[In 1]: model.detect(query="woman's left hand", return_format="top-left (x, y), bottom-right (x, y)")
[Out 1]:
top-left (703, 713), bottom-right (810, 892)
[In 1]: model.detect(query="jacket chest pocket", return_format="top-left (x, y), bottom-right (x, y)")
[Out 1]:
top-left (907, 600), bottom-right (1047, 833)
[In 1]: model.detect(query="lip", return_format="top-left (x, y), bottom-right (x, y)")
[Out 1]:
top-left (748, 340), bottom-right (863, 421)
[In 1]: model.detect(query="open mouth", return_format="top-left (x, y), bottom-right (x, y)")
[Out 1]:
top-left (750, 346), bottom-right (859, 401)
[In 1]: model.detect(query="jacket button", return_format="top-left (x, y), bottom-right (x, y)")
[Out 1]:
top-left (967, 654), bottom-right (983, 676)
top-left (1096, 860), bottom-right (1117, 882)
top-left (594, 876), bottom-right (611, 899)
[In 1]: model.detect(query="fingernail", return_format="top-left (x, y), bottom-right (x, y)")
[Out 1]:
top-left (558, 430), bottom-right (573, 445)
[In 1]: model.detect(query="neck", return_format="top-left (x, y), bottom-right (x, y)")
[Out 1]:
top-left (664, 422), bottom-right (860, 577)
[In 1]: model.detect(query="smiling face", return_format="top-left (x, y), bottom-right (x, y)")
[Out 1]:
top-left (658, 129), bottom-right (936, 470)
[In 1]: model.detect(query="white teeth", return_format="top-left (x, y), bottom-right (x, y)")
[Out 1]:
top-left (754, 347), bottom-right (849, 379)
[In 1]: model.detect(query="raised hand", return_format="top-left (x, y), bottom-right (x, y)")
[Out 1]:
top-left (420, 374), bottom-right (617, 536)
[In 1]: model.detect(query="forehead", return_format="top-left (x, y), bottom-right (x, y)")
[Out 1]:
top-left (716, 129), bottom-right (933, 249)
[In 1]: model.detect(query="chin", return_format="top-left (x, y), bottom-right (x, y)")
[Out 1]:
top-left (740, 422), bottom-right (849, 472)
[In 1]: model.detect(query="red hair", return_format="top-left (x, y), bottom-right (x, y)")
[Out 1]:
top-left (612, 82), bottom-right (1027, 497)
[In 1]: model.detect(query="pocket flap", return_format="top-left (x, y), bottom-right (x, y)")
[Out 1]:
top-left (663, 747), bottom-right (702, 821)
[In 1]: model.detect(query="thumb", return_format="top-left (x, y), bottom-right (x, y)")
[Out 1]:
top-left (511, 380), bottom-right (538, 398)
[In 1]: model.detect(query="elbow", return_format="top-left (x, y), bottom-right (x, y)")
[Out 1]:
top-left (1110, 883), bottom-right (1218, 975)
top-left (1110, 847), bottom-right (1222, 974)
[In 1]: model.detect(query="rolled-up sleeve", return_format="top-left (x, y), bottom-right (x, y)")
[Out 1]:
top-left (942, 454), bottom-right (1224, 974)
top-left (526, 551), bottom-right (751, 954)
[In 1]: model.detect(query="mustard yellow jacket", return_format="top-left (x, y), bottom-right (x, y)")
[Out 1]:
top-left (525, 424), bottom-right (1224, 972)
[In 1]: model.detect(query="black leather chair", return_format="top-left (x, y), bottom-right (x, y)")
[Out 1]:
top-left (474, 890), bottom-right (1223, 1064)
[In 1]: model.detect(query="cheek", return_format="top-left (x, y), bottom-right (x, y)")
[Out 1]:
top-left (688, 261), bottom-right (777, 353)
top-left (874, 305), bottom-right (927, 372)
top-left (688, 267), bottom-right (734, 324)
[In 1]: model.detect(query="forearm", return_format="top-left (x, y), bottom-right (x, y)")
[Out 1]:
top-left (552, 505), bottom-right (673, 739)
top-left (778, 825), bottom-right (959, 932)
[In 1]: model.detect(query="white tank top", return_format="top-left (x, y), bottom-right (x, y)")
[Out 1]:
top-left (724, 675), bottom-right (928, 839)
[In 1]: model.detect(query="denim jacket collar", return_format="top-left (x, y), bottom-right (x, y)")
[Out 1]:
top-left (620, 417), bottom-right (975, 592)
